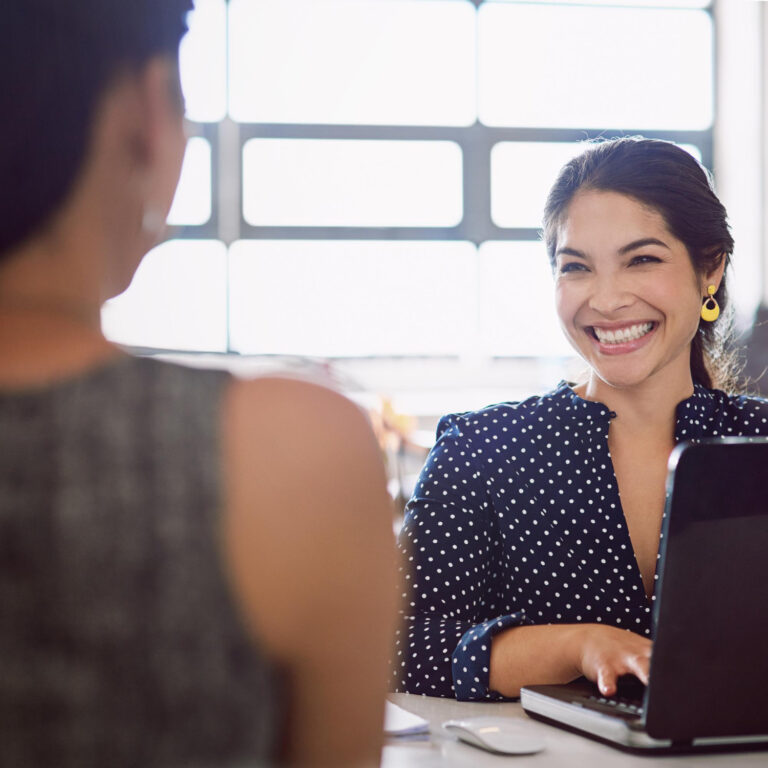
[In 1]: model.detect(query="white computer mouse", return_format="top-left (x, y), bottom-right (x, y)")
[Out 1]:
top-left (442, 716), bottom-right (546, 755)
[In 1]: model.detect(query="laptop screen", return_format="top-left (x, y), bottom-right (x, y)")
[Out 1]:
top-left (647, 438), bottom-right (768, 740)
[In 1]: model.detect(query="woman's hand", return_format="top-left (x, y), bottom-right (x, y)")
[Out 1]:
top-left (489, 622), bottom-right (652, 698)
top-left (575, 624), bottom-right (652, 696)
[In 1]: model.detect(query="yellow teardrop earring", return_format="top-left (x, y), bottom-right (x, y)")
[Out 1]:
top-left (700, 284), bottom-right (720, 322)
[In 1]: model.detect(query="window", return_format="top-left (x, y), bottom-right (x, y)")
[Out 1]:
top-left (242, 139), bottom-right (463, 227)
top-left (479, 2), bottom-right (712, 130)
top-left (228, 0), bottom-right (476, 125)
top-left (104, 0), bottom-right (715, 373)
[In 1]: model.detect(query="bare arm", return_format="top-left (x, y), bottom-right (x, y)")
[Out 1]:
top-left (489, 623), bottom-right (652, 698)
top-left (222, 376), bottom-right (397, 767)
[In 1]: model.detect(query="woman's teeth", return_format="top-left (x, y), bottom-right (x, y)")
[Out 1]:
top-left (593, 322), bottom-right (654, 344)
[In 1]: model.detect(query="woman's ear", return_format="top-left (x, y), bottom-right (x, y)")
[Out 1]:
top-left (82, 57), bottom-right (186, 299)
top-left (703, 253), bottom-right (727, 294)
top-left (131, 56), bottom-right (186, 172)
top-left (126, 57), bottom-right (187, 244)
top-left (93, 56), bottom-right (184, 181)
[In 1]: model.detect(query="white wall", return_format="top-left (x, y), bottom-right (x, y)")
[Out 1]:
top-left (715, 0), bottom-right (765, 329)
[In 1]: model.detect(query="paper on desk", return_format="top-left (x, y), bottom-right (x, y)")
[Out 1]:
top-left (384, 701), bottom-right (430, 736)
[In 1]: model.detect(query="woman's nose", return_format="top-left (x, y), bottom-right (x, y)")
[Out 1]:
top-left (588, 274), bottom-right (633, 315)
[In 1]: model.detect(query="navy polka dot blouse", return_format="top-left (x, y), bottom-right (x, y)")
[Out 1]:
top-left (390, 381), bottom-right (768, 701)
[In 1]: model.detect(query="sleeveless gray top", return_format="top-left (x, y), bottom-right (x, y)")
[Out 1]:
top-left (0, 355), bottom-right (281, 767)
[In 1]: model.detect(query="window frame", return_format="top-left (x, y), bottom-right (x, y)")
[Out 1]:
top-left (170, 0), bottom-right (716, 355)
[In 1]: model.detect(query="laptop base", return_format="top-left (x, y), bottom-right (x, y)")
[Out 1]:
top-left (521, 686), bottom-right (768, 755)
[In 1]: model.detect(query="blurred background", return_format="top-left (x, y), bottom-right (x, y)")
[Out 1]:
top-left (100, 0), bottom-right (768, 502)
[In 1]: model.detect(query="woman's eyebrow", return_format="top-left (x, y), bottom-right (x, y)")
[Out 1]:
top-left (556, 238), bottom-right (670, 260)
top-left (618, 237), bottom-right (670, 254)
top-left (555, 246), bottom-right (587, 259)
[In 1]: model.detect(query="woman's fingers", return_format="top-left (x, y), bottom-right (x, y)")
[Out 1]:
top-left (597, 652), bottom-right (648, 695)
top-left (579, 625), bottom-right (652, 694)
top-left (626, 650), bottom-right (651, 686)
top-left (597, 666), bottom-right (618, 696)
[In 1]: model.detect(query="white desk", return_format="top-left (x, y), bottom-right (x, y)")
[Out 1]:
top-left (382, 693), bottom-right (768, 767)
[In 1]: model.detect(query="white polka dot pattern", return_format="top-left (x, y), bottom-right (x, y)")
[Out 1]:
top-left (390, 381), bottom-right (768, 701)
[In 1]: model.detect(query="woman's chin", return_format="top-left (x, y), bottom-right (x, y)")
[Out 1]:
top-left (570, 340), bottom-right (659, 391)
top-left (585, 361), bottom-right (656, 392)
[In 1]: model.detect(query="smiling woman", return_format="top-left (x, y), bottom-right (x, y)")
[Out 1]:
top-left (391, 138), bottom-right (768, 704)
top-left (551, 191), bottom-right (722, 398)
top-left (543, 138), bottom-right (735, 393)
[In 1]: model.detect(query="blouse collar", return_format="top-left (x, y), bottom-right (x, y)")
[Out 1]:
top-left (551, 380), bottom-right (719, 442)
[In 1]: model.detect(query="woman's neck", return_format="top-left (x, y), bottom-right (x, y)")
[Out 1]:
top-left (0, 295), bottom-right (102, 330)
top-left (575, 364), bottom-right (695, 437)
top-left (0, 215), bottom-right (111, 323)
top-left (0, 238), bottom-right (120, 387)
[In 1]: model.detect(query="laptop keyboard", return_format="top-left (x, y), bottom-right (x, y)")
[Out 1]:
top-left (587, 694), bottom-right (643, 716)
top-left (580, 693), bottom-right (644, 719)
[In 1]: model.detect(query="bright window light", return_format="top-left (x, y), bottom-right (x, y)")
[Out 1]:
top-left (479, 3), bottom-right (713, 130)
top-left (167, 138), bottom-right (212, 227)
top-left (478, 241), bottom-right (574, 358)
top-left (504, 0), bottom-right (709, 6)
top-left (491, 142), bottom-right (591, 229)
top-left (228, 0), bottom-right (476, 125)
top-left (228, 240), bottom-right (477, 356)
top-left (242, 139), bottom-right (463, 227)
top-left (179, 0), bottom-right (227, 122)
top-left (157, 0), bottom-right (716, 365)
top-left (102, 240), bottom-right (228, 352)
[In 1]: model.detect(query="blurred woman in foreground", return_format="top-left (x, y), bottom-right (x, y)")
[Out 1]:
top-left (0, 2), bottom-right (395, 765)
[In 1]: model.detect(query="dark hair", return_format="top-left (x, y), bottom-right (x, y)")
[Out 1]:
top-left (0, 0), bottom-right (193, 259)
top-left (542, 137), bottom-right (737, 391)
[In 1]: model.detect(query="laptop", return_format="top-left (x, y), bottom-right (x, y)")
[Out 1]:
top-left (520, 437), bottom-right (768, 752)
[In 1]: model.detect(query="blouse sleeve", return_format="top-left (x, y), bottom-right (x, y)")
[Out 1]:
top-left (389, 413), bottom-right (531, 701)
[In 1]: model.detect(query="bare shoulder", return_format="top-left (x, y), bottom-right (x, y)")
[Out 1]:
top-left (222, 375), bottom-right (385, 508)
top-left (220, 375), bottom-right (394, 659)
top-left (225, 374), bottom-right (377, 451)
